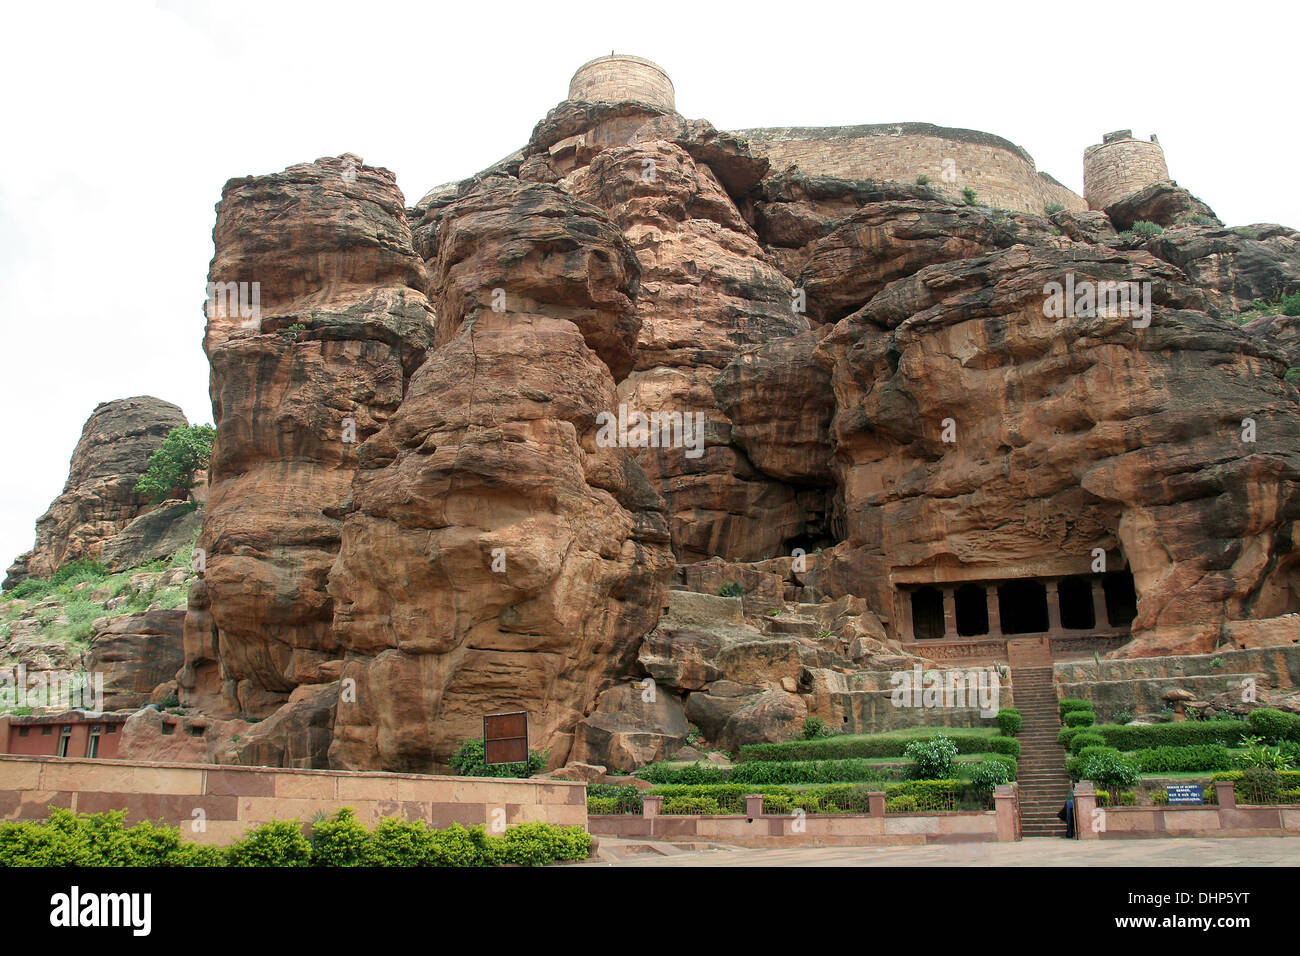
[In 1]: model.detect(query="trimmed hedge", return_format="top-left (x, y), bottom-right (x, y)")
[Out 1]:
top-left (1064, 710), bottom-right (1096, 728)
top-left (995, 708), bottom-right (1021, 737)
top-left (0, 809), bottom-right (591, 867)
top-left (1247, 708), bottom-right (1300, 743)
top-left (644, 780), bottom-right (980, 814)
top-left (1059, 699), bottom-right (1092, 720)
top-left (739, 731), bottom-right (1015, 763)
top-left (1127, 745), bottom-right (1234, 773)
top-left (586, 797), bottom-right (620, 814)
top-left (727, 757), bottom-right (893, 785)
top-left (636, 762), bottom-right (725, 785)
top-left (586, 784), bottom-right (642, 813)
top-left (1068, 732), bottom-right (1106, 755)
top-left (1092, 720), bottom-right (1250, 750)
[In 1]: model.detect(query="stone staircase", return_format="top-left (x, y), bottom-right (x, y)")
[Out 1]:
top-left (1012, 665), bottom-right (1073, 838)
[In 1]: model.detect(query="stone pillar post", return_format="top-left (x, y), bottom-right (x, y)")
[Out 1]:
top-left (1074, 782), bottom-right (1098, 840)
top-left (868, 791), bottom-right (886, 817)
top-left (1092, 578), bottom-right (1110, 631)
top-left (995, 784), bottom-right (1019, 841)
top-left (1046, 579), bottom-right (1063, 634)
top-left (898, 589), bottom-right (914, 643)
top-left (745, 794), bottom-right (765, 818)
top-left (1214, 779), bottom-right (1236, 809)
top-left (987, 585), bottom-right (1003, 637)
top-left (642, 795), bottom-right (662, 817)
top-left (942, 587), bottom-right (957, 638)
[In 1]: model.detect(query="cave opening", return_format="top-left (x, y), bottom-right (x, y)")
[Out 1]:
top-left (911, 586), bottom-right (945, 640)
top-left (955, 583), bottom-right (989, 636)
top-left (998, 579), bottom-right (1049, 634)
top-left (1058, 575), bottom-right (1096, 630)
top-left (1103, 570), bottom-right (1138, 627)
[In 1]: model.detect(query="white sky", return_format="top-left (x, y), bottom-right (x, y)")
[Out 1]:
top-left (2, 0), bottom-right (1296, 577)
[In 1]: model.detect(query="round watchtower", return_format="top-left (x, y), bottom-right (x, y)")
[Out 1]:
top-left (1083, 130), bottom-right (1169, 210)
top-left (568, 54), bottom-right (675, 111)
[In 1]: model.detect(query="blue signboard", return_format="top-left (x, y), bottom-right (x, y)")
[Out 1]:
top-left (1166, 784), bottom-right (1203, 805)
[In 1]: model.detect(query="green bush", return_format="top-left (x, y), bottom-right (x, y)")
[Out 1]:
top-left (662, 796), bottom-right (722, 815)
top-left (1247, 708), bottom-right (1300, 743)
top-left (984, 752), bottom-right (1018, 781)
top-left (905, 734), bottom-right (959, 779)
top-left (739, 730), bottom-right (1010, 762)
top-left (969, 758), bottom-right (1012, 791)
top-left (760, 794), bottom-right (793, 813)
top-left (886, 795), bottom-right (919, 813)
top-left (496, 822), bottom-right (590, 867)
top-left (1232, 735), bottom-right (1293, 771)
top-left (727, 757), bottom-right (890, 785)
top-left (1079, 751), bottom-right (1139, 793)
top-left (995, 708), bottom-right (1021, 737)
top-left (962, 187), bottom-right (977, 205)
top-left (226, 819), bottom-right (313, 867)
top-left (1067, 746), bottom-right (1121, 778)
top-left (1059, 699), bottom-right (1092, 720)
top-left (309, 808), bottom-right (372, 866)
top-left (1068, 732), bottom-right (1106, 754)
top-left (1127, 745), bottom-right (1233, 773)
top-left (134, 424), bottom-right (216, 503)
top-left (1044, 202), bottom-right (1065, 216)
top-left (802, 716), bottom-right (833, 740)
top-left (1130, 220), bottom-right (1164, 239)
top-left (915, 174), bottom-right (931, 186)
top-left (586, 797), bottom-right (619, 814)
top-left (450, 738), bottom-right (548, 778)
top-left (716, 582), bottom-right (744, 597)
top-left (636, 761), bottom-right (725, 785)
top-left (586, 784), bottom-right (643, 813)
top-left (1092, 720), bottom-right (1249, 750)
top-left (1279, 291), bottom-right (1300, 316)
top-left (1175, 213), bottom-right (1218, 227)
top-left (1064, 710), bottom-right (1096, 728)
top-left (369, 818), bottom-right (437, 866)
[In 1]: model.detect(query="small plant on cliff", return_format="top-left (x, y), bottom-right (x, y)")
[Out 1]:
top-left (1282, 292), bottom-right (1300, 316)
top-left (915, 174), bottom-right (931, 186)
top-left (1175, 213), bottom-right (1217, 227)
top-left (134, 424), bottom-right (216, 503)
top-left (1044, 202), bottom-right (1065, 216)
top-left (1130, 220), bottom-right (1164, 239)
top-left (961, 187), bottom-right (977, 205)
top-left (716, 582), bottom-right (744, 598)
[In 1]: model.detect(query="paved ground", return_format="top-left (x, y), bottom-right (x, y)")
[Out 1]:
top-left (588, 836), bottom-right (1299, 866)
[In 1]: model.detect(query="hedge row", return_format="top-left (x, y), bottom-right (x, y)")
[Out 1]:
top-left (1059, 720), bottom-right (1250, 750)
top-left (738, 732), bottom-right (1018, 763)
top-left (639, 780), bottom-right (985, 815)
top-left (0, 808), bottom-right (591, 868)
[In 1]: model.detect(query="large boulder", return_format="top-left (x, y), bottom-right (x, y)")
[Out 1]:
top-left (570, 682), bottom-right (689, 771)
top-left (87, 609), bottom-right (186, 711)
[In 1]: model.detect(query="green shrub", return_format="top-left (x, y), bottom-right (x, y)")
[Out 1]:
top-left (586, 784), bottom-right (642, 813)
top-left (636, 761), bottom-right (725, 785)
top-left (995, 708), bottom-right (1021, 737)
top-left (727, 757), bottom-right (889, 785)
top-left (1069, 732), bottom-right (1106, 754)
top-left (1280, 788), bottom-right (1300, 803)
top-left (969, 758), bottom-right (1012, 791)
top-left (962, 187), bottom-right (977, 205)
top-left (1175, 213), bottom-right (1218, 227)
top-left (905, 734), bottom-right (959, 779)
top-left (1044, 203), bottom-right (1065, 216)
top-left (662, 796), bottom-right (722, 815)
top-left (226, 819), bottom-right (312, 867)
top-left (586, 797), bottom-right (619, 814)
top-left (427, 823), bottom-right (498, 867)
top-left (1059, 699), bottom-right (1091, 720)
top-left (1127, 745), bottom-right (1232, 773)
top-left (450, 738), bottom-right (548, 778)
top-left (915, 174), bottom-right (931, 186)
top-left (1246, 708), bottom-right (1300, 743)
top-left (1280, 291), bottom-right (1300, 316)
top-left (1067, 745), bottom-right (1121, 778)
top-left (1064, 710), bottom-right (1096, 728)
top-left (1130, 220), bottom-right (1164, 239)
top-left (496, 822), bottom-right (590, 866)
top-left (739, 730), bottom-right (1010, 762)
top-left (716, 582), bottom-right (744, 597)
top-left (1232, 735), bottom-right (1293, 771)
top-left (1151, 790), bottom-right (1170, 806)
top-left (760, 794), bottom-right (793, 813)
top-left (134, 424), bottom-right (216, 503)
top-left (802, 716), bottom-right (833, 740)
top-left (308, 808), bottom-right (372, 866)
top-left (368, 818), bottom-right (437, 866)
top-left (886, 795), bottom-right (919, 813)
top-left (1079, 752), bottom-right (1139, 793)
top-left (1092, 720), bottom-right (1249, 750)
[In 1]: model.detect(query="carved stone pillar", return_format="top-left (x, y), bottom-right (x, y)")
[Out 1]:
top-left (942, 587), bottom-right (957, 639)
top-left (987, 586), bottom-right (1003, 638)
top-left (1047, 579), bottom-right (1063, 634)
top-left (1092, 578), bottom-right (1110, 631)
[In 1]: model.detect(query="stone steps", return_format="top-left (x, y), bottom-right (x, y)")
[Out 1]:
top-left (1012, 664), bottom-right (1072, 838)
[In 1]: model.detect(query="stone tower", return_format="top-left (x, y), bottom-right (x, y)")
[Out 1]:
top-left (1083, 130), bottom-right (1170, 210)
top-left (568, 54), bottom-right (676, 111)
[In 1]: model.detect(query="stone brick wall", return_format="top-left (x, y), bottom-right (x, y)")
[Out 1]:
top-left (0, 755), bottom-right (587, 845)
top-left (733, 124), bottom-right (1087, 214)
top-left (1083, 133), bottom-right (1169, 210)
top-left (569, 55), bottom-right (675, 110)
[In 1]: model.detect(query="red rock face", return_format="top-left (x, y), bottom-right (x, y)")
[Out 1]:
top-left (325, 176), bottom-right (673, 770)
top-left (5, 397), bottom-right (188, 589)
top-left (185, 156), bottom-right (435, 718)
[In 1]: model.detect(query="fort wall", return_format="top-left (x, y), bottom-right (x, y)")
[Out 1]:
top-left (1083, 130), bottom-right (1169, 210)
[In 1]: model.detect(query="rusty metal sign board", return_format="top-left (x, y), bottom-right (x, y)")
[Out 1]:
top-left (483, 711), bottom-right (528, 765)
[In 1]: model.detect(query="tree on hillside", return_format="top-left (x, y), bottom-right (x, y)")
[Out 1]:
top-left (134, 424), bottom-right (216, 503)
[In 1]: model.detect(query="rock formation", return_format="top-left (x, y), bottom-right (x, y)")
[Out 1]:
top-left (5, 397), bottom-right (189, 588)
